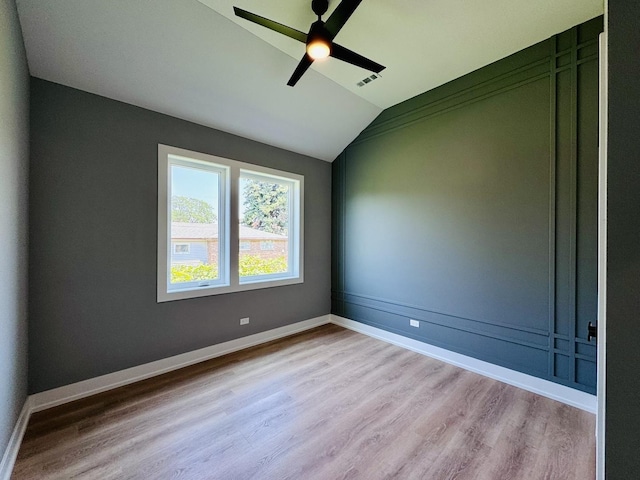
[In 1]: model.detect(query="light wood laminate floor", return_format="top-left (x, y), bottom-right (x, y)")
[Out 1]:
top-left (12, 324), bottom-right (595, 479)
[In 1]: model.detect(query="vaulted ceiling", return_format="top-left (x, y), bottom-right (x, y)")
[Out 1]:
top-left (16, 0), bottom-right (603, 161)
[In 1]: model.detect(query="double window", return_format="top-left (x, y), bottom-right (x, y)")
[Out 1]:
top-left (157, 145), bottom-right (303, 302)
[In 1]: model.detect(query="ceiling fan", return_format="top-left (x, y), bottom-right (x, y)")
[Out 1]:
top-left (234, 0), bottom-right (385, 87)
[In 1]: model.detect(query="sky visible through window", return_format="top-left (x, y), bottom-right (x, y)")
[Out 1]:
top-left (171, 165), bottom-right (219, 218)
top-left (172, 165), bottom-right (252, 219)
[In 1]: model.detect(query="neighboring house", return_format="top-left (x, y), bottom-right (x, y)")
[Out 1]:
top-left (170, 222), bottom-right (219, 266)
top-left (170, 222), bottom-right (288, 266)
top-left (237, 224), bottom-right (289, 260)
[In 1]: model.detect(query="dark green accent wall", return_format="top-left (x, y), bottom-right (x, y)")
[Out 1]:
top-left (606, 0), bottom-right (640, 477)
top-left (333, 17), bottom-right (602, 393)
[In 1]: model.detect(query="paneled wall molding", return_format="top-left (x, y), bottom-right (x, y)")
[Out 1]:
top-left (354, 62), bottom-right (550, 145)
top-left (333, 16), bottom-right (602, 395)
top-left (549, 19), bottom-right (601, 390)
top-left (547, 35), bottom-right (559, 389)
top-left (356, 29), bottom-right (601, 147)
top-left (335, 291), bottom-right (549, 352)
top-left (338, 290), bottom-right (549, 335)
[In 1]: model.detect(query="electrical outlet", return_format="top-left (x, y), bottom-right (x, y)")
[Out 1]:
top-left (240, 317), bottom-right (250, 325)
top-left (409, 319), bottom-right (420, 328)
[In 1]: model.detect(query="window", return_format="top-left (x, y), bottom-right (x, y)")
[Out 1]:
top-left (239, 172), bottom-right (295, 281)
top-left (173, 243), bottom-right (190, 255)
top-left (158, 144), bottom-right (303, 302)
top-left (259, 241), bottom-right (275, 251)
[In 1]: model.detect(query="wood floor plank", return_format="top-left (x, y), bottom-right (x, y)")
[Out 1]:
top-left (12, 324), bottom-right (595, 479)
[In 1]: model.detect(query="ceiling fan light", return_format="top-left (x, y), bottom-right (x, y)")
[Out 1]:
top-left (306, 40), bottom-right (330, 60)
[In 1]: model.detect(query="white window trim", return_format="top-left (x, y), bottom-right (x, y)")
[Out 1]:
top-left (158, 144), bottom-right (304, 302)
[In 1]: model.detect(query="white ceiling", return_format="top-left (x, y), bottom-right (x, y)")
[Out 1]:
top-left (16, 0), bottom-right (603, 162)
top-left (203, 0), bottom-right (603, 109)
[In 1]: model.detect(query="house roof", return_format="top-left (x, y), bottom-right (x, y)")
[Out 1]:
top-left (171, 222), bottom-right (287, 240)
top-left (15, 0), bottom-right (603, 161)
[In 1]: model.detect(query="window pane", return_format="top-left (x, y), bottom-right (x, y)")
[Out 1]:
top-left (239, 175), bottom-right (289, 278)
top-left (170, 164), bottom-right (220, 287)
top-left (174, 243), bottom-right (190, 254)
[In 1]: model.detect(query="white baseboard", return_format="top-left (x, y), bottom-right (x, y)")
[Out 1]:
top-left (2, 312), bottom-right (596, 478)
top-left (30, 315), bottom-right (331, 413)
top-left (28, 312), bottom-right (597, 414)
top-left (0, 398), bottom-right (32, 480)
top-left (330, 315), bottom-right (597, 414)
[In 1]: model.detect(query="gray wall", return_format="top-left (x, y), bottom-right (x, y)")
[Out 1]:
top-left (606, 1), bottom-right (640, 477)
top-left (333, 17), bottom-right (602, 393)
top-left (29, 79), bottom-right (331, 393)
top-left (0, 0), bottom-right (29, 463)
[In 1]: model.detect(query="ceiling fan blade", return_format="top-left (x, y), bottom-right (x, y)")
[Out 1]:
top-left (323, 0), bottom-right (363, 40)
top-left (287, 54), bottom-right (314, 86)
top-left (233, 7), bottom-right (307, 43)
top-left (331, 43), bottom-right (385, 73)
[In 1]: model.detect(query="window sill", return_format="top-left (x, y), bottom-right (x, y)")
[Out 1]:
top-left (157, 276), bottom-right (304, 302)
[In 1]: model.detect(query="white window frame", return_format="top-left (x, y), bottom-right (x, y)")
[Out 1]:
top-left (164, 154), bottom-right (228, 293)
top-left (158, 144), bottom-right (304, 302)
top-left (239, 169), bottom-right (301, 285)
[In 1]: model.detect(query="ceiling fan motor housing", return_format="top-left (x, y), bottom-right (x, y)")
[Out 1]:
top-left (308, 20), bottom-right (331, 46)
top-left (312, 0), bottom-right (329, 17)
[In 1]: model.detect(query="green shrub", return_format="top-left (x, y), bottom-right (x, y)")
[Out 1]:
top-left (171, 264), bottom-right (218, 283)
top-left (239, 255), bottom-right (287, 277)
top-left (171, 256), bottom-right (287, 283)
